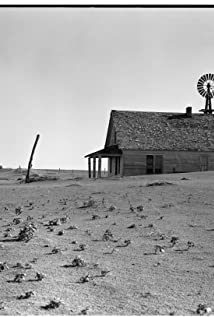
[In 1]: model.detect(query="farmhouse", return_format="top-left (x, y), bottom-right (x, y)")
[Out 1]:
top-left (85, 107), bottom-right (214, 177)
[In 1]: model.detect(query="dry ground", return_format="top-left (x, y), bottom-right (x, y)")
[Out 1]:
top-left (0, 168), bottom-right (213, 315)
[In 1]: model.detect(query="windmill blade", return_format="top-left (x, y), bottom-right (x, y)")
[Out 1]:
top-left (211, 74), bottom-right (214, 81)
top-left (197, 83), bottom-right (205, 90)
top-left (198, 89), bottom-right (206, 97)
top-left (205, 74), bottom-right (209, 81)
top-left (198, 86), bottom-right (205, 94)
top-left (201, 74), bottom-right (207, 82)
top-left (197, 83), bottom-right (204, 90)
top-left (208, 73), bottom-right (213, 80)
top-left (198, 78), bottom-right (205, 86)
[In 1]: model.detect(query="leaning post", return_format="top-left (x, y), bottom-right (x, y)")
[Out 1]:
top-left (25, 134), bottom-right (40, 183)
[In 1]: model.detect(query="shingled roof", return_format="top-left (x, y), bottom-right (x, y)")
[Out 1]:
top-left (106, 110), bottom-right (214, 152)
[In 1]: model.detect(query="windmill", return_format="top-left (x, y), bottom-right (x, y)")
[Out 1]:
top-left (197, 73), bottom-right (214, 114)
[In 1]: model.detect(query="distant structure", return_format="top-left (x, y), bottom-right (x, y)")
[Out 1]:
top-left (85, 76), bottom-right (214, 178)
top-left (197, 73), bottom-right (214, 114)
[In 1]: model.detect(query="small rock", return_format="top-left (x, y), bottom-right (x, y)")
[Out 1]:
top-left (127, 224), bottom-right (136, 229)
top-left (42, 299), bottom-right (62, 310)
top-left (17, 291), bottom-right (35, 300)
top-left (108, 205), bottom-right (116, 211)
top-left (58, 230), bottom-right (64, 236)
top-left (35, 272), bottom-right (46, 281)
top-left (79, 274), bottom-right (91, 283)
top-left (15, 206), bottom-right (23, 215)
top-left (79, 307), bottom-right (89, 315)
top-left (136, 205), bottom-right (144, 212)
top-left (102, 229), bottom-right (113, 241)
top-left (13, 273), bottom-right (26, 283)
top-left (71, 256), bottom-right (87, 267)
top-left (196, 304), bottom-right (212, 315)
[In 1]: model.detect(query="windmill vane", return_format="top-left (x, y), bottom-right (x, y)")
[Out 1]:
top-left (197, 73), bottom-right (214, 114)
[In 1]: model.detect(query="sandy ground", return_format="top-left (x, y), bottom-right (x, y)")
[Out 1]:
top-left (0, 168), bottom-right (213, 315)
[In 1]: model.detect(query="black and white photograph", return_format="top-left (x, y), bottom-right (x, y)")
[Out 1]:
top-left (0, 5), bottom-right (213, 315)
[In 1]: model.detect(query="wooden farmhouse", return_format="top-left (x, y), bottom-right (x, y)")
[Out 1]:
top-left (85, 107), bottom-right (214, 177)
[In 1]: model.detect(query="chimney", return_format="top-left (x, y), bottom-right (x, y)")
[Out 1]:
top-left (186, 106), bottom-right (192, 118)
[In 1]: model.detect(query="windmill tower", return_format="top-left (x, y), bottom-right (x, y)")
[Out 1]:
top-left (197, 73), bottom-right (214, 114)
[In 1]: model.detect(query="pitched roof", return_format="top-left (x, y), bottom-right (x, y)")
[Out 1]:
top-left (108, 110), bottom-right (214, 152)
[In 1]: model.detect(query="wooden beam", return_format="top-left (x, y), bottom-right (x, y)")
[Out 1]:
top-left (88, 157), bottom-right (91, 178)
top-left (98, 156), bottom-right (101, 178)
top-left (25, 134), bottom-right (40, 183)
top-left (93, 157), bottom-right (96, 178)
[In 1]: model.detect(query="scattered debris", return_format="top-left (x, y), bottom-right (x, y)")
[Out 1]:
top-left (35, 272), bottom-right (46, 281)
top-left (181, 177), bottom-right (190, 180)
top-left (102, 229), bottom-right (114, 241)
top-left (12, 217), bottom-right (22, 225)
top-left (170, 236), bottom-right (179, 247)
top-left (15, 262), bottom-right (32, 269)
top-left (48, 218), bottom-right (62, 226)
top-left (15, 206), bottom-right (23, 215)
top-left (196, 304), bottom-right (212, 315)
top-left (12, 273), bottom-right (26, 283)
top-left (78, 273), bottom-right (91, 283)
top-left (79, 307), bottom-right (89, 315)
top-left (108, 205), bottom-right (117, 211)
top-left (79, 197), bottom-right (97, 209)
top-left (128, 201), bottom-right (135, 213)
top-left (136, 205), bottom-right (144, 212)
top-left (146, 181), bottom-right (174, 187)
top-left (74, 244), bottom-right (87, 251)
top-left (174, 241), bottom-right (195, 252)
top-left (57, 230), bottom-right (64, 236)
top-left (71, 256), bottom-right (87, 267)
top-left (116, 240), bottom-right (131, 248)
top-left (0, 262), bottom-right (9, 271)
top-left (17, 223), bottom-right (37, 242)
top-left (187, 241), bottom-right (195, 248)
top-left (41, 299), bottom-right (62, 310)
top-left (154, 245), bottom-right (165, 254)
top-left (60, 216), bottom-right (69, 223)
top-left (17, 291), bottom-right (35, 300)
top-left (91, 214), bottom-right (100, 220)
top-left (71, 240), bottom-right (78, 244)
top-left (51, 247), bottom-right (62, 254)
top-left (161, 203), bottom-right (174, 208)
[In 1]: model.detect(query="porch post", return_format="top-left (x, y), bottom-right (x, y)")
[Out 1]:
top-left (88, 157), bottom-right (91, 178)
top-left (93, 157), bottom-right (96, 178)
top-left (98, 156), bottom-right (102, 178)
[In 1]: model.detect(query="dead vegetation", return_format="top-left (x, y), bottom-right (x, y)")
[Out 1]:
top-left (0, 170), bottom-right (213, 315)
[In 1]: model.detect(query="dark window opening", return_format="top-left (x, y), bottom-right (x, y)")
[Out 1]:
top-left (146, 155), bottom-right (163, 174)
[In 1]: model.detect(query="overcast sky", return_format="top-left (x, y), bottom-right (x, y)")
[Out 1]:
top-left (0, 7), bottom-right (214, 170)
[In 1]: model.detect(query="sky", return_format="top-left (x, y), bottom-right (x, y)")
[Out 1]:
top-left (1, 6), bottom-right (214, 170)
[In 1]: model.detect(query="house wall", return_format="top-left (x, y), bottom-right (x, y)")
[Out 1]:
top-left (122, 150), bottom-right (214, 176)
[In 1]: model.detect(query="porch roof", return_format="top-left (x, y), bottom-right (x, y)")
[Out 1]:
top-left (85, 145), bottom-right (122, 158)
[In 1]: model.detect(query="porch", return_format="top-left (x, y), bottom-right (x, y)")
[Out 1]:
top-left (85, 145), bottom-right (122, 178)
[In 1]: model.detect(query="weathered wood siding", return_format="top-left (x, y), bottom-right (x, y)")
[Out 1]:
top-left (122, 150), bottom-right (214, 176)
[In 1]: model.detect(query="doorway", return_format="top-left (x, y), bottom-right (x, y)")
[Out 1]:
top-left (146, 155), bottom-right (163, 174)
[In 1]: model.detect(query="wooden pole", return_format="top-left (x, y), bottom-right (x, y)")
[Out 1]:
top-left (25, 134), bottom-right (40, 183)
top-left (88, 157), bottom-right (91, 178)
top-left (98, 156), bottom-right (101, 178)
top-left (93, 157), bottom-right (96, 178)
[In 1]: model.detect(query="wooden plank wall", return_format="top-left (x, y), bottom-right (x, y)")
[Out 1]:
top-left (122, 150), bottom-right (214, 176)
